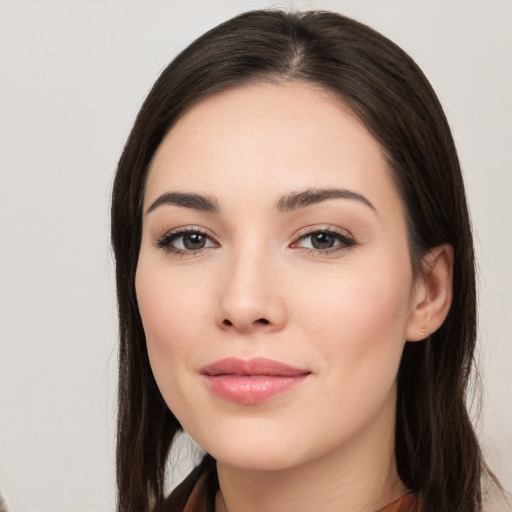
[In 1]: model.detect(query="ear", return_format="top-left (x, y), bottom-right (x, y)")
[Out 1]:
top-left (406, 244), bottom-right (454, 341)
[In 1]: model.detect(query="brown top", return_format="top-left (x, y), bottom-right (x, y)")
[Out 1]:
top-left (166, 455), bottom-right (421, 512)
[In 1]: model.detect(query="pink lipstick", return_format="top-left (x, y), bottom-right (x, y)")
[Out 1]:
top-left (200, 357), bottom-right (310, 404)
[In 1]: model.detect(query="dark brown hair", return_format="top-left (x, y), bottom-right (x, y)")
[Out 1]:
top-left (112, 10), bottom-right (483, 512)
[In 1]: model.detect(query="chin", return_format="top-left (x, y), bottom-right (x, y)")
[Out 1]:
top-left (210, 444), bottom-right (304, 472)
top-left (189, 419), bottom-right (349, 474)
top-left (187, 420), bottom-right (308, 471)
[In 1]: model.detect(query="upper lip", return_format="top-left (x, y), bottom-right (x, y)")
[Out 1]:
top-left (200, 357), bottom-right (310, 377)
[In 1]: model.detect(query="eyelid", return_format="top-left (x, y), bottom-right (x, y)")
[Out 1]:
top-left (153, 224), bottom-right (356, 256)
top-left (293, 224), bottom-right (353, 239)
top-left (154, 225), bottom-right (219, 254)
top-left (289, 225), bottom-right (357, 252)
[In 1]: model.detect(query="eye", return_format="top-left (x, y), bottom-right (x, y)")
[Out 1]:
top-left (155, 229), bottom-right (217, 255)
top-left (292, 229), bottom-right (356, 253)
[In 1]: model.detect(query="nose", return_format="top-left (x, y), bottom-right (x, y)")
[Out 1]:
top-left (215, 248), bottom-right (286, 333)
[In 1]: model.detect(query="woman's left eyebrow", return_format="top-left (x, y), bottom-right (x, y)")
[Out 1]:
top-left (275, 188), bottom-right (377, 213)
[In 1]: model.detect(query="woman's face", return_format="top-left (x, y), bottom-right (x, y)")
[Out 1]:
top-left (136, 82), bottom-right (424, 471)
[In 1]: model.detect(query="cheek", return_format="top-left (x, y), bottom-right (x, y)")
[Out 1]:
top-left (136, 258), bottom-right (208, 343)
top-left (135, 259), bottom-right (210, 402)
top-left (301, 259), bottom-right (411, 320)
top-left (135, 260), bottom-right (220, 434)
top-left (286, 260), bottom-right (412, 441)
top-left (292, 255), bottom-right (413, 378)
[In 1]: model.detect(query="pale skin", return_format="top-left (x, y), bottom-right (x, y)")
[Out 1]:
top-left (136, 82), bottom-right (453, 512)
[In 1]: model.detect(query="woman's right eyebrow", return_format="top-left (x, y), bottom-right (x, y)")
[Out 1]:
top-left (145, 192), bottom-right (220, 215)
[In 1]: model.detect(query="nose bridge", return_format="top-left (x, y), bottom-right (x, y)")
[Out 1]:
top-left (216, 237), bottom-right (284, 331)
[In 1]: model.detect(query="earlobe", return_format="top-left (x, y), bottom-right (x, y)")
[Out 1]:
top-left (406, 244), bottom-right (454, 342)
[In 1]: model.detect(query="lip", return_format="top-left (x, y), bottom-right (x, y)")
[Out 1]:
top-left (200, 357), bottom-right (311, 405)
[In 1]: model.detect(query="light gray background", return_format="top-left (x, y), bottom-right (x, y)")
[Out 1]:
top-left (1, 1), bottom-right (511, 511)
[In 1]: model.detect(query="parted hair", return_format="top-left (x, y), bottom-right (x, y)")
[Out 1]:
top-left (111, 10), bottom-right (484, 512)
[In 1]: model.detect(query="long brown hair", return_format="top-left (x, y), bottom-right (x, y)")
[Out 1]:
top-left (111, 10), bottom-right (484, 512)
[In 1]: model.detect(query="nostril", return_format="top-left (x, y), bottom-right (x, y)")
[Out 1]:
top-left (221, 318), bottom-right (270, 327)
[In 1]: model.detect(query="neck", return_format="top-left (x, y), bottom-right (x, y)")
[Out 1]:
top-left (215, 393), bottom-right (405, 512)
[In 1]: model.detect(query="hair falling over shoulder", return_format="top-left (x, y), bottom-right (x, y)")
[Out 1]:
top-left (111, 9), bottom-right (500, 512)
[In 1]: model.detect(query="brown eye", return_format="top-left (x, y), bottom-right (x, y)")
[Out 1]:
top-left (294, 229), bottom-right (356, 252)
top-left (156, 229), bottom-right (217, 254)
top-left (182, 232), bottom-right (207, 250)
top-left (310, 232), bottom-right (337, 249)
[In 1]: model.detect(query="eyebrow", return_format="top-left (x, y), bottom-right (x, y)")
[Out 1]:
top-left (275, 188), bottom-right (376, 213)
top-left (146, 192), bottom-right (220, 215)
top-left (145, 187), bottom-right (376, 216)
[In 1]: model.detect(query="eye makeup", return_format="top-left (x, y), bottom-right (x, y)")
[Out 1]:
top-left (154, 224), bottom-right (357, 259)
top-left (291, 226), bottom-right (357, 253)
top-left (155, 227), bottom-right (219, 256)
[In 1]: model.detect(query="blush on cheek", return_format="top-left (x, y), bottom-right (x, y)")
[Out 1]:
top-left (137, 264), bottom-right (197, 339)
top-left (298, 271), bottom-right (412, 384)
top-left (136, 265), bottom-right (214, 413)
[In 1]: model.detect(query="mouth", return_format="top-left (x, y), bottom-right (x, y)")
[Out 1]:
top-left (200, 357), bottom-right (311, 405)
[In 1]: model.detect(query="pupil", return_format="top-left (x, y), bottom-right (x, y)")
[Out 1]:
top-left (183, 233), bottom-right (205, 250)
top-left (312, 232), bottom-right (335, 249)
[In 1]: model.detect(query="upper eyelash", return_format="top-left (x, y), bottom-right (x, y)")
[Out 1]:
top-left (292, 228), bottom-right (357, 251)
top-left (154, 227), bottom-right (356, 256)
top-left (155, 228), bottom-right (217, 254)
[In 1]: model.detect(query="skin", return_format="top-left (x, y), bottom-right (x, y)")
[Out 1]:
top-left (136, 82), bottom-right (453, 512)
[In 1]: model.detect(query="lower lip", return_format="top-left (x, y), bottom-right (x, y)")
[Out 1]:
top-left (203, 374), bottom-right (309, 404)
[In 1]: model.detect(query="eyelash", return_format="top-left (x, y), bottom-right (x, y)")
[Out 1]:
top-left (291, 227), bottom-right (357, 255)
top-left (155, 228), bottom-right (218, 256)
top-left (155, 227), bottom-right (357, 257)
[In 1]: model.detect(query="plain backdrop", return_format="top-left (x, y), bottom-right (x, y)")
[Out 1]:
top-left (0, 1), bottom-right (511, 511)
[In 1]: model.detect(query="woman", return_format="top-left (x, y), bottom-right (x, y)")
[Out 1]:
top-left (111, 9), bottom-right (493, 512)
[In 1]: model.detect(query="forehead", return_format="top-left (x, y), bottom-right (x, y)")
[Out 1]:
top-left (145, 81), bottom-right (401, 216)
